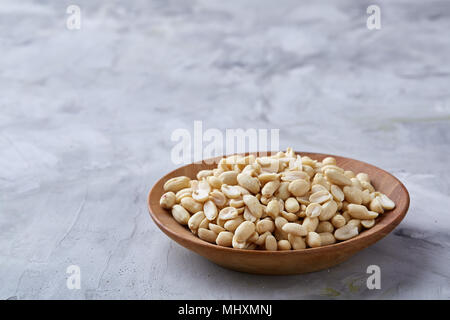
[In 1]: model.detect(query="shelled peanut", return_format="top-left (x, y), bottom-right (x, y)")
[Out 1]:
top-left (159, 148), bottom-right (395, 250)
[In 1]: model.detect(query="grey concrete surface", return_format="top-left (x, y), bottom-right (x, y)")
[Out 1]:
top-left (0, 0), bottom-right (449, 299)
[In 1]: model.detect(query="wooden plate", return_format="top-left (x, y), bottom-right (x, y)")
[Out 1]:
top-left (148, 152), bottom-right (410, 275)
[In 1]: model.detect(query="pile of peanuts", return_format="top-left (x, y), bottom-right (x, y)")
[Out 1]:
top-left (159, 148), bottom-right (395, 250)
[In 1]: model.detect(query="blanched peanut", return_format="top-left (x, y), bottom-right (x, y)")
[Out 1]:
top-left (181, 197), bottom-right (203, 214)
top-left (331, 214), bottom-right (346, 228)
top-left (218, 206), bottom-right (239, 220)
top-left (216, 231), bottom-right (233, 247)
top-left (188, 211), bottom-right (206, 234)
top-left (265, 235), bottom-right (278, 250)
top-left (356, 172), bottom-right (370, 182)
top-left (224, 216), bottom-right (244, 232)
top-left (288, 233), bottom-right (306, 249)
top-left (207, 176), bottom-right (222, 189)
top-left (243, 195), bottom-right (263, 218)
top-left (237, 173), bottom-right (260, 194)
top-left (258, 173), bottom-right (279, 184)
top-left (360, 180), bottom-right (375, 192)
top-left (378, 194), bottom-right (395, 210)
top-left (361, 189), bottom-right (371, 205)
top-left (281, 171), bottom-right (309, 182)
top-left (256, 219), bottom-right (275, 234)
top-left (288, 179), bottom-right (310, 197)
top-left (171, 205), bottom-right (190, 225)
top-left (261, 180), bottom-right (280, 198)
top-left (343, 186), bottom-right (363, 205)
top-left (209, 223), bottom-right (225, 234)
top-left (243, 207), bottom-right (258, 222)
top-left (306, 203), bottom-right (322, 217)
top-left (234, 221), bottom-right (256, 243)
top-left (160, 192), bottom-right (176, 209)
top-left (319, 200), bottom-right (338, 221)
top-left (198, 228), bottom-right (217, 243)
top-left (309, 190), bottom-right (332, 204)
top-left (325, 169), bottom-right (352, 186)
top-left (303, 217), bottom-right (319, 232)
top-left (219, 171), bottom-right (238, 185)
top-left (334, 225), bottom-right (359, 240)
top-left (229, 199), bottom-right (244, 208)
top-left (282, 223), bottom-right (308, 237)
top-left (209, 190), bottom-right (227, 207)
top-left (348, 204), bottom-right (378, 220)
top-left (281, 210), bottom-right (298, 222)
top-left (192, 189), bottom-right (209, 202)
top-left (278, 240), bottom-right (292, 250)
top-left (197, 170), bottom-right (213, 180)
top-left (221, 185), bottom-right (241, 199)
top-left (319, 232), bottom-right (336, 245)
top-left (275, 216), bottom-right (288, 230)
top-left (266, 199), bottom-right (280, 219)
top-left (322, 157), bottom-right (336, 166)
top-left (176, 188), bottom-right (192, 202)
top-left (285, 197), bottom-right (300, 213)
top-left (361, 219), bottom-right (375, 229)
top-left (306, 232), bottom-right (321, 248)
top-left (301, 156), bottom-right (315, 167)
top-left (164, 176), bottom-right (191, 193)
top-left (316, 221), bottom-right (334, 233)
top-left (330, 185), bottom-right (344, 202)
top-left (370, 197), bottom-right (384, 214)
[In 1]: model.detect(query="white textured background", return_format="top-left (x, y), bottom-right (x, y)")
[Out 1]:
top-left (0, 0), bottom-right (449, 299)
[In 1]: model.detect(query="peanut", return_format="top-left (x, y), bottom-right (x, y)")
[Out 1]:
top-left (171, 205), bottom-right (190, 225)
top-left (198, 228), bottom-right (217, 243)
top-left (282, 223), bottom-right (308, 236)
top-left (347, 204), bottom-right (378, 220)
top-left (216, 231), bottom-right (233, 247)
top-left (306, 232), bottom-right (321, 248)
top-left (334, 224), bottom-right (359, 241)
top-left (325, 169), bottom-right (352, 186)
top-left (181, 197), bottom-right (203, 214)
top-left (237, 173), bottom-right (260, 194)
top-left (288, 179), bottom-right (310, 197)
top-left (160, 148), bottom-right (396, 250)
top-left (160, 192), bottom-right (176, 209)
top-left (164, 176), bottom-right (191, 193)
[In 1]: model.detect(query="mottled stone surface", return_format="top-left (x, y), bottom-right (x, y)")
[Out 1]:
top-left (0, 0), bottom-right (449, 299)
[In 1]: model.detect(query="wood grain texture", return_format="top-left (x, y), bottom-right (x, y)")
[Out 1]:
top-left (148, 152), bottom-right (410, 275)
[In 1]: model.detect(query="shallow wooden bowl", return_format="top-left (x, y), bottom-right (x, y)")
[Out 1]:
top-left (148, 152), bottom-right (410, 275)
